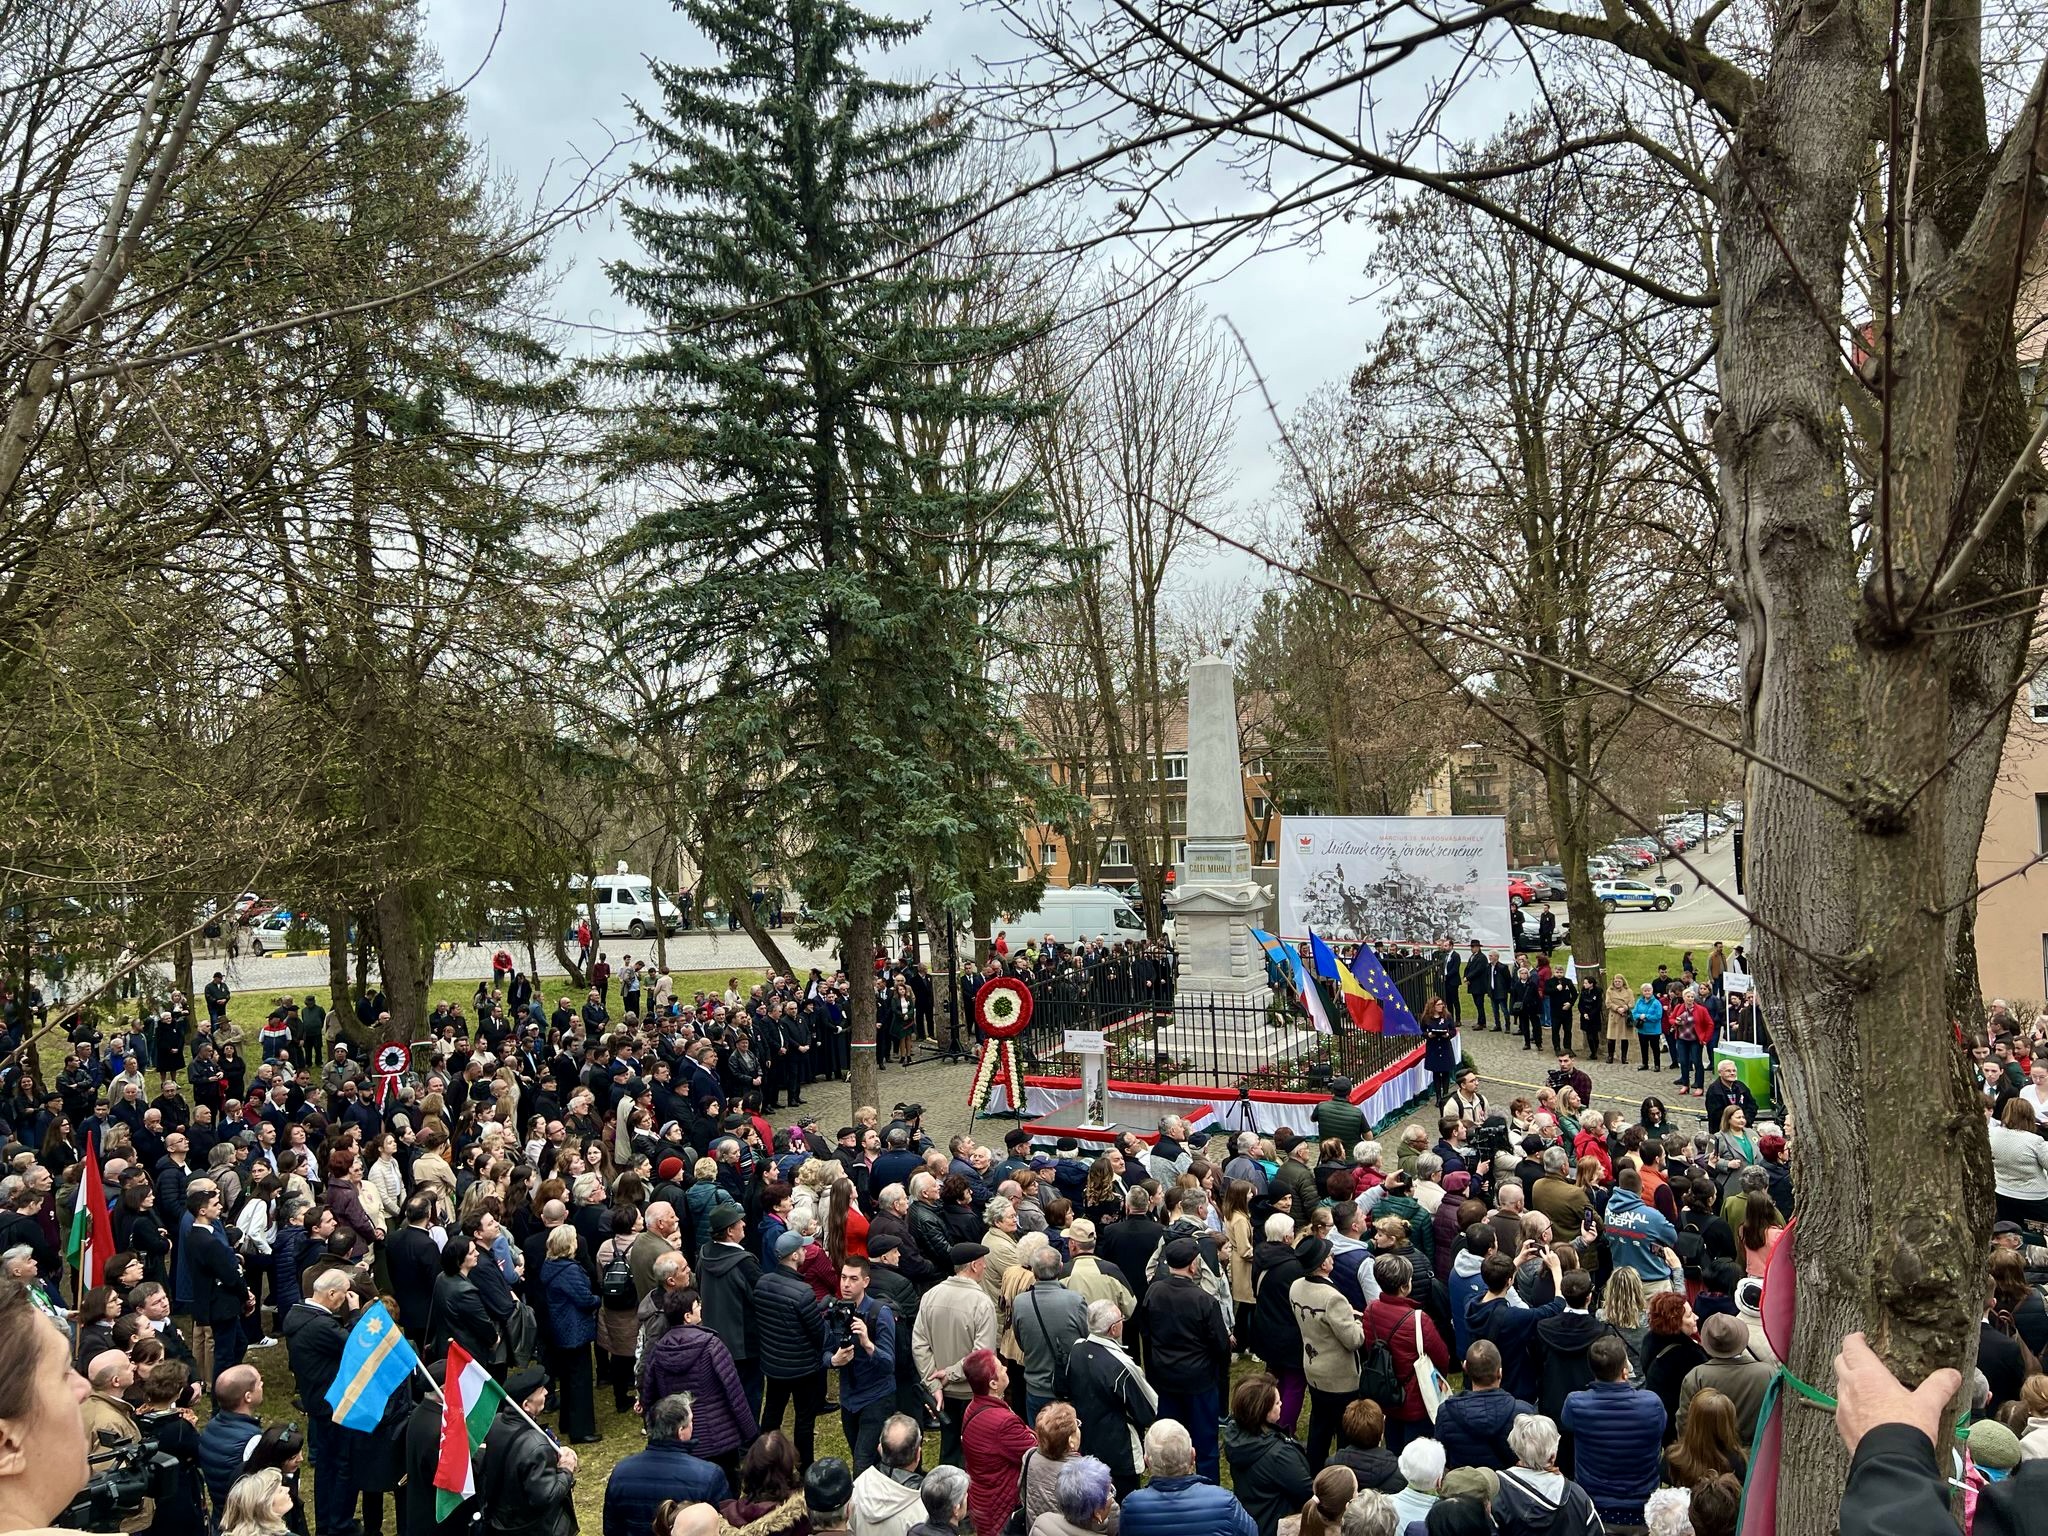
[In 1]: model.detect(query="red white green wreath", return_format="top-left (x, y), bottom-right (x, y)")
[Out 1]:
top-left (969, 977), bottom-right (1034, 1112)
top-left (374, 1040), bottom-right (410, 1106)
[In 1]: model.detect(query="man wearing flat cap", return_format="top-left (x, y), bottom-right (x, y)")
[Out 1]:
top-left (911, 1242), bottom-right (998, 1463)
top-left (481, 1365), bottom-right (578, 1536)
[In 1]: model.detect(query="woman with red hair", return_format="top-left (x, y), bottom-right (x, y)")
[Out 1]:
top-left (961, 1349), bottom-right (1036, 1536)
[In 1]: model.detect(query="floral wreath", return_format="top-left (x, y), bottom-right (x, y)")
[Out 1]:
top-left (373, 1040), bottom-right (410, 1105)
top-left (969, 977), bottom-right (1033, 1112)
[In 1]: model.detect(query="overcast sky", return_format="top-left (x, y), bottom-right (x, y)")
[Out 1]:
top-left (417, 0), bottom-right (1481, 574)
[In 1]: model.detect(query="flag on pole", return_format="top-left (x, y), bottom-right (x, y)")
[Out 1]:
top-left (1309, 932), bottom-right (1376, 1031)
top-left (64, 1134), bottom-right (113, 1291)
top-left (433, 1340), bottom-right (506, 1518)
top-left (325, 1301), bottom-right (420, 1432)
top-left (1345, 946), bottom-right (1423, 1036)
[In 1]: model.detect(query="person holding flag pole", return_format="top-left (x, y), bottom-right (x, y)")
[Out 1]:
top-left (64, 1131), bottom-right (113, 1308)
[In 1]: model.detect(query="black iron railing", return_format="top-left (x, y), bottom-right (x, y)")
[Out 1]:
top-left (1001, 953), bottom-right (1435, 1092)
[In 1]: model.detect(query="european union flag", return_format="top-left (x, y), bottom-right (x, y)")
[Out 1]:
top-left (1347, 945), bottom-right (1422, 1037)
top-left (325, 1300), bottom-right (419, 1432)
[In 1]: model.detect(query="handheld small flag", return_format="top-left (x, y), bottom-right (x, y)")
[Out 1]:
top-left (434, 1340), bottom-right (506, 1517)
top-left (1346, 945), bottom-right (1422, 1036)
top-left (64, 1133), bottom-right (113, 1291)
top-left (1310, 932), bottom-right (1376, 1031)
top-left (325, 1300), bottom-right (419, 1432)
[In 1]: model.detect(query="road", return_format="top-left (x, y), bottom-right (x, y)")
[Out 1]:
top-left (1606, 837), bottom-right (1749, 942)
top-left (196, 926), bottom-right (842, 993)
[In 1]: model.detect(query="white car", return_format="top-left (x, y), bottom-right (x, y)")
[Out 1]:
top-left (247, 911), bottom-right (327, 954)
top-left (1594, 878), bottom-right (1673, 913)
top-left (1586, 856), bottom-right (1624, 881)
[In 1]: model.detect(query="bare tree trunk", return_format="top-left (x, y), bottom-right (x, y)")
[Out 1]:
top-left (1714, 23), bottom-right (1997, 1518)
top-left (174, 932), bottom-right (195, 1003)
top-left (726, 877), bottom-right (796, 977)
top-left (846, 913), bottom-right (877, 1116)
top-left (325, 907), bottom-right (351, 1027)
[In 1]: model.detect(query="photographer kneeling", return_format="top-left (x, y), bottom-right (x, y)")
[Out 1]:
top-left (0, 1274), bottom-right (95, 1535)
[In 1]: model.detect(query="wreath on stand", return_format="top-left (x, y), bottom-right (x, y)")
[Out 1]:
top-left (969, 977), bottom-right (1034, 1113)
top-left (373, 1040), bottom-right (410, 1106)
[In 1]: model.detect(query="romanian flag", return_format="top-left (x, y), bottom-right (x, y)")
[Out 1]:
top-left (1310, 932), bottom-right (1375, 1031)
top-left (433, 1340), bottom-right (506, 1518)
top-left (1346, 944), bottom-right (1422, 1036)
top-left (65, 1134), bottom-right (113, 1290)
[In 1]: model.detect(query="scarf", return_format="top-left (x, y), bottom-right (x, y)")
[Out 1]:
top-left (1086, 1329), bottom-right (1157, 1467)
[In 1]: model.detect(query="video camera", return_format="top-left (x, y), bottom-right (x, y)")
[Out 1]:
top-left (1470, 1113), bottom-right (1512, 1163)
top-left (823, 1298), bottom-right (860, 1350)
top-left (55, 1430), bottom-right (178, 1530)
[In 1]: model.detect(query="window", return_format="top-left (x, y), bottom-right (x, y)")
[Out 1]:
top-left (1102, 840), bottom-right (1130, 866)
top-left (2038, 794), bottom-right (2048, 854)
top-left (2032, 674), bottom-right (2048, 721)
top-left (1245, 756), bottom-right (1267, 777)
top-left (1164, 754), bottom-right (1187, 781)
top-left (1253, 796), bottom-right (1271, 820)
top-left (1040, 843), bottom-right (1058, 866)
top-left (1167, 798), bottom-right (1187, 828)
top-left (1260, 839), bottom-right (1277, 863)
top-left (1174, 838), bottom-right (1189, 863)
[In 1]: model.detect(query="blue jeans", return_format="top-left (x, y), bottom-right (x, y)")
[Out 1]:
top-left (1026, 1393), bottom-right (1054, 1429)
top-left (1158, 1387), bottom-right (1220, 1483)
top-left (1672, 1036), bottom-right (1701, 1089)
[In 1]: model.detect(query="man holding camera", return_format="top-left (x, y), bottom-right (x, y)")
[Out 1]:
top-left (830, 1257), bottom-right (898, 1475)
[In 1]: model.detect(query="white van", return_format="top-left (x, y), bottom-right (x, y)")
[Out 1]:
top-left (571, 872), bottom-right (682, 937)
top-left (993, 886), bottom-right (1152, 949)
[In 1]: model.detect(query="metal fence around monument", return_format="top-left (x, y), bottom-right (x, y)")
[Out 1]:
top-left (1008, 953), bottom-right (1434, 1093)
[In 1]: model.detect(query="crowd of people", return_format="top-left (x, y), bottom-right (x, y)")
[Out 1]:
top-left (0, 951), bottom-right (2033, 1536)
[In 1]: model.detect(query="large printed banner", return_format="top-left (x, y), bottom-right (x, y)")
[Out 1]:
top-left (1278, 815), bottom-right (1512, 949)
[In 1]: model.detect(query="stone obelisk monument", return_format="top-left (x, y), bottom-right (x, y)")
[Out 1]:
top-left (1165, 653), bottom-right (1272, 1007)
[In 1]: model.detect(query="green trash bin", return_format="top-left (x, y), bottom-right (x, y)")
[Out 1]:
top-left (1713, 1041), bottom-right (1773, 1108)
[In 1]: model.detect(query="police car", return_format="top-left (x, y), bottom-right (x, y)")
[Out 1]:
top-left (1592, 878), bottom-right (1673, 913)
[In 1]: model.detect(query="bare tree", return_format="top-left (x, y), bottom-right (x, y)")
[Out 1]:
top-left (981, 0), bottom-right (2048, 1517)
top-left (1022, 285), bottom-right (1240, 934)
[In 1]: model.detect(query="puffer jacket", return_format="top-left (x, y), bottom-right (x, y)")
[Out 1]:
top-left (640, 1323), bottom-right (758, 1458)
top-left (756, 1264), bottom-right (827, 1380)
top-left (1434, 1385), bottom-right (1534, 1471)
top-left (1120, 1474), bottom-right (1256, 1536)
top-left (1288, 1274), bottom-right (1364, 1392)
top-left (1221, 1425), bottom-right (1312, 1536)
top-left (195, 1408), bottom-right (263, 1516)
top-left (1560, 1379), bottom-right (1666, 1508)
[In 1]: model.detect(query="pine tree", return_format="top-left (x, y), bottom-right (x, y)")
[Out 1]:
top-left (608, 0), bottom-right (1056, 1109)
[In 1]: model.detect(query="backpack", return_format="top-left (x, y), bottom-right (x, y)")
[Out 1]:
top-left (1358, 1323), bottom-right (1404, 1413)
top-left (600, 1246), bottom-right (637, 1308)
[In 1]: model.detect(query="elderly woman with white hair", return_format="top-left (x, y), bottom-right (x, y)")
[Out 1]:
top-left (1495, 1415), bottom-right (1603, 1536)
top-left (1248, 1216), bottom-right (1308, 1434)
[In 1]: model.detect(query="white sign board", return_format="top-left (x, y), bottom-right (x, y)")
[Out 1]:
top-left (1723, 971), bottom-right (1755, 995)
top-left (1063, 1029), bottom-right (1107, 1056)
top-left (1278, 815), bottom-right (1512, 948)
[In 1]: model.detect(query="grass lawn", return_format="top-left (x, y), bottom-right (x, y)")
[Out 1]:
top-left (1558, 941), bottom-right (1719, 985)
top-left (218, 970), bottom-right (765, 1036)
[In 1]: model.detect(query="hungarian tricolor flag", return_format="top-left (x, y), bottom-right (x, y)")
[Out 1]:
top-left (64, 1133), bottom-right (113, 1291)
top-left (433, 1340), bottom-right (506, 1517)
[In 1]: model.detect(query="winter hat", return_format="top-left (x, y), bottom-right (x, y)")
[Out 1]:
top-left (1971, 1421), bottom-right (2023, 1471)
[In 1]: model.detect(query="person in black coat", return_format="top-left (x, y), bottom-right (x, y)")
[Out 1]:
top-left (1097, 1201), bottom-right (1167, 1356)
top-left (186, 1187), bottom-right (250, 1376)
top-left (480, 1368), bottom-right (578, 1536)
top-left (405, 1360), bottom-right (482, 1536)
top-left (1067, 1312), bottom-right (1158, 1498)
top-left (428, 1239), bottom-right (500, 1368)
top-left (1143, 1240), bottom-right (1233, 1482)
top-left (756, 1233), bottom-right (829, 1464)
top-left (387, 1197), bottom-right (443, 1344)
top-left (282, 1273), bottom-right (361, 1536)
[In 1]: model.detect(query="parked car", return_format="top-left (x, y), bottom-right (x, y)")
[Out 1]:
top-left (1586, 856), bottom-right (1624, 881)
top-left (247, 911), bottom-right (328, 955)
top-left (1507, 875), bottom-right (1534, 907)
top-left (1594, 878), bottom-right (1673, 913)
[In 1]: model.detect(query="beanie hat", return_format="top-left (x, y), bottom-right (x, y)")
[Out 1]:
top-left (1970, 1421), bottom-right (2023, 1471)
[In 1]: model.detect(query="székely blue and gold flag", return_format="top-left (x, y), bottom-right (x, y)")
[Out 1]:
top-left (325, 1300), bottom-right (419, 1432)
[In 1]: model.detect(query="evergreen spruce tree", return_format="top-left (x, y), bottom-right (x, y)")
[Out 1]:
top-left (609, 0), bottom-right (1056, 1110)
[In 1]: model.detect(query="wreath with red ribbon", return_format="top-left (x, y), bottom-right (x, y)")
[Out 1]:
top-left (374, 1040), bottom-right (410, 1106)
top-left (969, 977), bottom-right (1034, 1112)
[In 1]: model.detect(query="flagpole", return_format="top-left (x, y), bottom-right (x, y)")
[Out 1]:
top-left (424, 1354), bottom-right (560, 1446)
